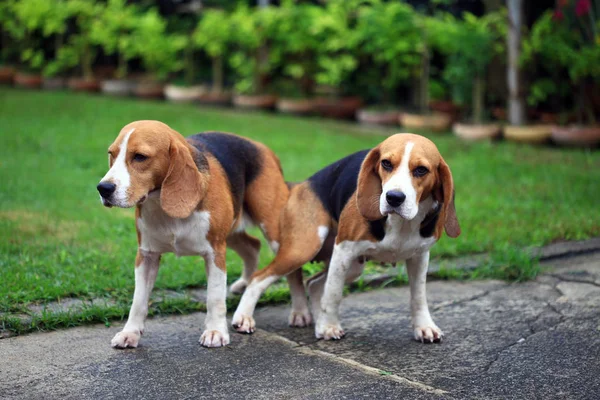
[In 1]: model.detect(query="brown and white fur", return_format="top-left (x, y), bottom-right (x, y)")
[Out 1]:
top-left (232, 133), bottom-right (460, 343)
top-left (97, 120), bottom-right (289, 348)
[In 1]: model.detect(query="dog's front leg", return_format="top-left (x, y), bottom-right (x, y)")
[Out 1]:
top-left (315, 246), bottom-right (359, 340)
top-left (200, 243), bottom-right (230, 347)
top-left (111, 249), bottom-right (161, 348)
top-left (406, 251), bottom-right (443, 343)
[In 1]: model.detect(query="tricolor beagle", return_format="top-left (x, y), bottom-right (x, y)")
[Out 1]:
top-left (97, 120), bottom-right (289, 348)
top-left (232, 133), bottom-right (460, 343)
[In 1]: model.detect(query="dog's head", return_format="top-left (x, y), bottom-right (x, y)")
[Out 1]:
top-left (356, 133), bottom-right (460, 239)
top-left (97, 120), bottom-right (208, 219)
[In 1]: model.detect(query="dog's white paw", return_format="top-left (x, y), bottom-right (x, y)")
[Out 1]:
top-left (229, 278), bottom-right (248, 295)
top-left (232, 313), bottom-right (256, 334)
top-left (111, 330), bottom-right (141, 349)
top-left (288, 309), bottom-right (312, 328)
top-left (315, 322), bottom-right (345, 340)
top-left (413, 324), bottom-right (443, 343)
top-left (199, 329), bottom-right (230, 348)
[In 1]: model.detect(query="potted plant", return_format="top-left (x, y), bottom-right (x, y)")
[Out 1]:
top-left (431, 11), bottom-right (507, 141)
top-left (400, 14), bottom-right (452, 131)
top-left (270, 2), bottom-right (322, 115)
top-left (4, 0), bottom-right (47, 89)
top-left (354, 0), bottom-right (422, 125)
top-left (193, 8), bottom-right (233, 105)
top-left (0, 1), bottom-right (20, 84)
top-left (229, 5), bottom-right (279, 109)
top-left (129, 9), bottom-right (184, 99)
top-left (90, 0), bottom-right (139, 96)
top-left (312, 0), bottom-right (362, 119)
top-left (57, 0), bottom-right (103, 92)
top-left (524, 4), bottom-right (600, 147)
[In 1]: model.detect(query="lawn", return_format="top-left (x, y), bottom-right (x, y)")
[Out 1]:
top-left (1, 87), bottom-right (599, 334)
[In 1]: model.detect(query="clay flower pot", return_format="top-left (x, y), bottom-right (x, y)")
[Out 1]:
top-left (133, 81), bottom-right (165, 99)
top-left (503, 124), bottom-right (553, 144)
top-left (276, 98), bottom-right (315, 115)
top-left (551, 125), bottom-right (600, 147)
top-left (14, 72), bottom-right (43, 89)
top-left (0, 65), bottom-right (16, 84)
top-left (233, 94), bottom-right (278, 110)
top-left (356, 109), bottom-right (401, 126)
top-left (67, 77), bottom-right (100, 92)
top-left (42, 77), bottom-right (67, 90)
top-left (101, 79), bottom-right (135, 96)
top-left (198, 91), bottom-right (232, 106)
top-left (453, 123), bottom-right (502, 141)
top-left (313, 96), bottom-right (363, 119)
top-left (400, 112), bottom-right (452, 132)
top-left (164, 84), bottom-right (207, 102)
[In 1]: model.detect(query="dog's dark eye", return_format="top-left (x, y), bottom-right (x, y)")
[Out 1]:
top-left (133, 153), bottom-right (147, 162)
top-left (413, 166), bottom-right (429, 177)
top-left (381, 159), bottom-right (393, 171)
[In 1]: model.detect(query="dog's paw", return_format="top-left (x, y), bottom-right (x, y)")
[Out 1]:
top-left (315, 322), bottom-right (345, 340)
top-left (199, 329), bottom-right (230, 348)
top-left (413, 324), bottom-right (443, 343)
top-left (229, 278), bottom-right (248, 295)
top-left (232, 313), bottom-right (256, 334)
top-left (289, 309), bottom-right (312, 328)
top-left (111, 330), bottom-right (141, 349)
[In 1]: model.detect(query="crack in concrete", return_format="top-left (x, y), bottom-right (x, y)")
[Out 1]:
top-left (432, 286), bottom-right (505, 311)
top-left (261, 329), bottom-right (449, 396)
top-left (548, 274), bottom-right (600, 288)
top-left (481, 305), bottom-right (566, 374)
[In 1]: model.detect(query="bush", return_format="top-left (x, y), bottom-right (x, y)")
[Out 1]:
top-left (194, 9), bottom-right (233, 92)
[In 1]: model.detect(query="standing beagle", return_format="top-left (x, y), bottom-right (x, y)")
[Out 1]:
top-left (232, 133), bottom-right (460, 343)
top-left (97, 120), bottom-right (289, 348)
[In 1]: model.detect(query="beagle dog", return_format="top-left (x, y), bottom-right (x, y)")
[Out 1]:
top-left (97, 120), bottom-right (289, 348)
top-left (232, 133), bottom-right (460, 343)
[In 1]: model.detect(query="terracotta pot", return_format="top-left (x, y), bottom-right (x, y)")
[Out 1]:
top-left (538, 112), bottom-right (560, 124)
top-left (42, 77), bottom-right (67, 90)
top-left (67, 77), bottom-right (100, 92)
top-left (313, 96), bottom-right (363, 119)
top-left (491, 107), bottom-right (507, 121)
top-left (551, 125), bottom-right (600, 147)
top-left (0, 65), bottom-right (16, 84)
top-left (164, 84), bottom-right (207, 102)
top-left (233, 94), bottom-right (278, 109)
top-left (276, 98), bottom-right (315, 115)
top-left (133, 81), bottom-right (164, 99)
top-left (14, 72), bottom-right (43, 89)
top-left (198, 91), bottom-right (232, 106)
top-left (101, 79), bottom-right (135, 96)
top-left (453, 123), bottom-right (502, 141)
top-left (429, 100), bottom-right (460, 114)
top-left (503, 124), bottom-right (553, 144)
top-left (356, 109), bottom-right (400, 126)
top-left (400, 112), bottom-right (452, 132)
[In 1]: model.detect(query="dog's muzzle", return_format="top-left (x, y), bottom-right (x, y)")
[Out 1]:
top-left (97, 181), bottom-right (116, 207)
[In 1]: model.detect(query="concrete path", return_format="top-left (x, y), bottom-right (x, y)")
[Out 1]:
top-left (1, 252), bottom-right (599, 399)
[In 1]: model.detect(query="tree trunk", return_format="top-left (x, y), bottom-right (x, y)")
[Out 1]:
top-left (507, 0), bottom-right (525, 125)
top-left (473, 75), bottom-right (485, 124)
top-left (212, 55), bottom-right (223, 93)
top-left (419, 47), bottom-right (430, 115)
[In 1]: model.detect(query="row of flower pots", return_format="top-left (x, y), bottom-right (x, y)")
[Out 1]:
top-left (2, 66), bottom-right (598, 148)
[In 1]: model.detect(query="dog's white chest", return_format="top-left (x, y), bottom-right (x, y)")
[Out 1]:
top-left (366, 215), bottom-right (436, 263)
top-left (138, 199), bottom-right (212, 257)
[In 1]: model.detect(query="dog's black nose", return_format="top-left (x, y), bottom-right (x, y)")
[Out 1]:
top-left (97, 182), bottom-right (116, 198)
top-left (386, 191), bottom-right (406, 207)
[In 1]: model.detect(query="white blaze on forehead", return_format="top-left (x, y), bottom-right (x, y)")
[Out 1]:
top-left (381, 141), bottom-right (419, 220)
top-left (101, 128), bottom-right (135, 203)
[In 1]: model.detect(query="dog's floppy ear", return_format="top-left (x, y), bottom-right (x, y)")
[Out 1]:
top-left (356, 148), bottom-right (384, 221)
top-left (434, 156), bottom-right (460, 238)
top-left (160, 137), bottom-right (208, 219)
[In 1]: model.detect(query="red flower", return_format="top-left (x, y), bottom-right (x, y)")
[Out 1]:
top-left (575, 0), bottom-right (592, 16)
top-left (553, 9), bottom-right (565, 20)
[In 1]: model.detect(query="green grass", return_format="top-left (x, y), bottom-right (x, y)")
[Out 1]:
top-left (1, 88), bottom-right (599, 334)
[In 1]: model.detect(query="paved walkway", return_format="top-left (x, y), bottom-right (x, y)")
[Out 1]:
top-left (1, 252), bottom-right (599, 399)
